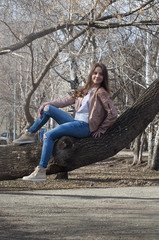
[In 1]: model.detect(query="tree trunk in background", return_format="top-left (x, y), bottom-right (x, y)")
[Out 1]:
top-left (133, 131), bottom-right (146, 165)
top-left (150, 126), bottom-right (159, 170)
top-left (147, 123), bottom-right (154, 167)
top-left (138, 131), bottom-right (146, 163)
top-left (132, 134), bottom-right (142, 165)
top-left (0, 77), bottom-right (159, 180)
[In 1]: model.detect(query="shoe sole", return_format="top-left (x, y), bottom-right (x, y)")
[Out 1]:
top-left (23, 178), bottom-right (46, 181)
top-left (13, 140), bottom-right (36, 145)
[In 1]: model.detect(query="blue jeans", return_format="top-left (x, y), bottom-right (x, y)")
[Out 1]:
top-left (28, 105), bottom-right (90, 168)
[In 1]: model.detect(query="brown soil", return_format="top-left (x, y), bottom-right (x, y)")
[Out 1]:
top-left (0, 152), bottom-right (159, 191)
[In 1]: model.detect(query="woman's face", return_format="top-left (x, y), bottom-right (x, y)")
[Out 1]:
top-left (91, 67), bottom-right (104, 87)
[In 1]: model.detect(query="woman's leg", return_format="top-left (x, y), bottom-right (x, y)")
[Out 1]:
top-left (28, 105), bottom-right (74, 133)
top-left (14, 105), bottom-right (74, 145)
top-left (22, 120), bottom-right (90, 181)
top-left (39, 121), bottom-right (90, 168)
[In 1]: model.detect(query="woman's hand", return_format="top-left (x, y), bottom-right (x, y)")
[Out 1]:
top-left (38, 104), bottom-right (45, 118)
top-left (91, 130), bottom-right (102, 138)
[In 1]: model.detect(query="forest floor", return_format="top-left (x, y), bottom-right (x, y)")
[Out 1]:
top-left (0, 150), bottom-right (159, 191)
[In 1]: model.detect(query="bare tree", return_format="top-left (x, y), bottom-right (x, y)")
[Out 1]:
top-left (0, 0), bottom-right (159, 178)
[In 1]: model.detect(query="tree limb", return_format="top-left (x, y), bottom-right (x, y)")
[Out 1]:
top-left (0, 18), bottom-right (158, 55)
top-left (49, 77), bottom-right (159, 173)
top-left (98, 0), bottom-right (155, 21)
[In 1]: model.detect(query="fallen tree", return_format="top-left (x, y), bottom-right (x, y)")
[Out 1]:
top-left (0, 77), bottom-right (159, 180)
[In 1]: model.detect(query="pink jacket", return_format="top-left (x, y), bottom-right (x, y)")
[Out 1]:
top-left (48, 87), bottom-right (117, 134)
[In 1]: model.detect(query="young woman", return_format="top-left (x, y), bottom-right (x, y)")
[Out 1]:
top-left (14, 62), bottom-right (117, 181)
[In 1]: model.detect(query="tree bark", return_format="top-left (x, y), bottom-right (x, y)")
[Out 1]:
top-left (0, 77), bottom-right (159, 180)
top-left (132, 131), bottom-right (146, 165)
top-left (150, 127), bottom-right (159, 170)
top-left (132, 134), bottom-right (142, 165)
top-left (138, 131), bottom-right (146, 163)
top-left (147, 123), bottom-right (154, 167)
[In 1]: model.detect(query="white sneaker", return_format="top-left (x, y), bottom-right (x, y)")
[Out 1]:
top-left (23, 166), bottom-right (46, 181)
top-left (13, 130), bottom-right (36, 144)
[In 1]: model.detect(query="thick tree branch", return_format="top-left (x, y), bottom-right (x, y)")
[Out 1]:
top-left (0, 18), bottom-right (158, 55)
top-left (89, 20), bottom-right (159, 29)
top-left (49, 77), bottom-right (159, 173)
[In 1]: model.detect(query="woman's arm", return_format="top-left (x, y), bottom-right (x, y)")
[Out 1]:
top-left (91, 90), bottom-right (117, 138)
top-left (97, 91), bottom-right (117, 133)
top-left (38, 96), bottom-right (75, 118)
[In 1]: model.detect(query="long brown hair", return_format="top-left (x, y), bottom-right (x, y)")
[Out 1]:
top-left (73, 62), bottom-right (110, 97)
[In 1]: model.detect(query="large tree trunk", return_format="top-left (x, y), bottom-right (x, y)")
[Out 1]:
top-left (0, 77), bottom-right (159, 180)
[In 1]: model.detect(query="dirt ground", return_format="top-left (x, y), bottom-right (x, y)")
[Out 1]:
top-left (1, 151), bottom-right (159, 240)
top-left (0, 151), bottom-right (159, 191)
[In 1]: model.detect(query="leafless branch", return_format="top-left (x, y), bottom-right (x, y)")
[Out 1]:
top-left (0, 8), bottom-right (158, 56)
top-left (0, 20), bottom-right (20, 41)
top-left (53, 68), bottom-right (72, 83)
top-left (28, 43), bottom-right (35, 86)
top-left (98, 0), bottom-right (155, 21)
